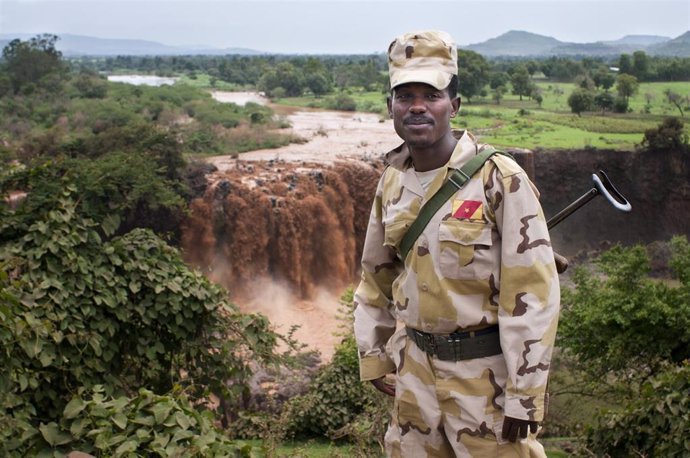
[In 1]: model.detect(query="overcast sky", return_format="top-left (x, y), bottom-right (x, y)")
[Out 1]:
top-left (1, 0), bottom-right (688, 54)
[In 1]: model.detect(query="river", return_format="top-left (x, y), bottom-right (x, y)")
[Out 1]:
top-left (107, 75), bottom-right (179, 86)
top-left (208, 91), bottom-right (399, 168)
top-left (197, 92), bottom-right (400, 361)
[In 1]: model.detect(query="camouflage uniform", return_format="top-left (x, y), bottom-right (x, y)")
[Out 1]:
top-left (353, 130), bottom-right (560, 457)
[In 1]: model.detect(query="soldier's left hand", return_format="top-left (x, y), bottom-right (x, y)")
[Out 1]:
top-left (370, 376), bottom-right (395, 397)
top-left (502, 416), bottom-right (538, 442)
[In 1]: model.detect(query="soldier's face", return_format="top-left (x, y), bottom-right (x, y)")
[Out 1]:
top-left (388, 82), bottom-right (459, 149)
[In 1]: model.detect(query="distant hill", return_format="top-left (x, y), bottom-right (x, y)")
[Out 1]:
top-left (463, 31), bottom-right (562, 56)
top-left (604, 35), bottom-right (670, 46)
top-left (1, 30), bottom-right (689, 57)
top-left (0, 33), bottom-right (264, 56)
top-left (461, 30), bottom-right (689, 57)
top-left (647, 31), bottom-right (690, 56)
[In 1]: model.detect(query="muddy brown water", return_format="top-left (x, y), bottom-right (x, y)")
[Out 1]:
top-left (192, 92), bottom-right (399, 360)
top-left (208, 91), bottom-right (399, 167)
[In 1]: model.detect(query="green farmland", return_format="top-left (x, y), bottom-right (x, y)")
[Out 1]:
top-left (276, 81), bottom-right (690, 151)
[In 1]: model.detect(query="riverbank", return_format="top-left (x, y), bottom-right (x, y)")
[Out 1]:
top-left (208, 91), bottom-right (398, 168)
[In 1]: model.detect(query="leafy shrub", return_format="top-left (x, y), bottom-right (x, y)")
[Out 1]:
top-left (282, 335), bottom-right (377, 437)
top-left (184, 100), bottom-right (241, 128)
top-left (567, 88), bottom-right (594, 116)
top-left (227, 288), bottom-right (390, 454)
top-left (279, 289), bottom-right (388, 445)
top-left (1, 386), bottom-right (251, 457)
top-left (325, 95), bottom-right (357, 112)
top-left (71, 98), bottom-right (138, 133)
top-left (583, 363), bottom-right (690, 456)
top-left (613, 95), bottom-right (629, 113)
top-left (0, 193), bottom-right (278, 454)
top-left (559, 239), bottom-right (690, 376)
top-left (2, 153), bottom-right (186, 240)
top-left (72, 72), bottom-right (108, 99)
top-left (557, 236), bottom-right (690, 452)
top-left (641, 117), bottom-right (688, 152)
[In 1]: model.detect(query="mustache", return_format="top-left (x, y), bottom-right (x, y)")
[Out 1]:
top-left (404, 116), bottom-right (434, 125)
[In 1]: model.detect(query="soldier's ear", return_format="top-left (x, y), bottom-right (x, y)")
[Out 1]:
top-left (451, 96), bottom-right (461, 117)
top-left (387, 96), bottom-right (393, 118)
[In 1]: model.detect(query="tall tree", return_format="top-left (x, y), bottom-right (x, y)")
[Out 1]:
top-left (616, 74), bottom-right (639, 102)
top-left (510, 64), bottom-right (533, 101)
top-left (593, 66), bottom-right (616, 90)
top-left (1, 34), bottom-right (65, 93)
top-left (632, 50), bottom-right (651, 81)
top-left (456, 49), bottom-right (490, 103)
top-left (567, 88), bottom-right (594, 116)
top-left (618, 53), bottom-right (633, 75)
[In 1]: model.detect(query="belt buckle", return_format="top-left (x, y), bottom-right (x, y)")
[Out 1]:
top-left (424, 332), bottom-right (438, 356)
top-left (416, 330), bottom-right (437, 355)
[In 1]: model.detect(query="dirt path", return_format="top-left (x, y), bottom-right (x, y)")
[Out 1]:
top-left (206, 92), bottom-right (399, 361)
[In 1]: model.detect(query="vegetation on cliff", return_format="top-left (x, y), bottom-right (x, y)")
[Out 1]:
top-left (0, 34), bottom-right (289, 457)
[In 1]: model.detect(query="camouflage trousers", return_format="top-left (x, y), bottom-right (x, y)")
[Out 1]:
top-left (384, 328), bottom-right (546, 458)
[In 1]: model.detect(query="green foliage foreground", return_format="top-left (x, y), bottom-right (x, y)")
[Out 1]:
top-left (0, 190), bottom-right (279, 456)
top-left (557, 236), bottom-right (690, 455)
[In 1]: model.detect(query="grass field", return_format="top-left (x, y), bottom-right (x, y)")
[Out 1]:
top-left (271, 81), bottom-right (689, 151)
top-left (238, 438), bottom-right (573, 457)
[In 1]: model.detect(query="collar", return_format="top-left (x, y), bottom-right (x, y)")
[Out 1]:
top-left (384, 130), bottom-right (480, 172)
top-left (385, 130), bottom-right (481, 199)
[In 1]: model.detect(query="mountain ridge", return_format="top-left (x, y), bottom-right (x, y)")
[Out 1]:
top-left (461, 30), bottom-right (688, 57)
top-left (1, 30), bottom-right (688, 57)
top-left (0, 33), bottom-right (265, 56)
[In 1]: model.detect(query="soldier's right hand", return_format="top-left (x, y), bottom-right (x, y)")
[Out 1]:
top-left (370, 376), bottom-right (395, 396)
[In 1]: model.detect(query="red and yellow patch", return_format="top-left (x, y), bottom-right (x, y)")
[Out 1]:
top-left (452, 199), bottom-right (483, 221)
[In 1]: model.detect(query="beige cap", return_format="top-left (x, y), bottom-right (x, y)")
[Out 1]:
top-left (387, 30), bottom-right (458, 91)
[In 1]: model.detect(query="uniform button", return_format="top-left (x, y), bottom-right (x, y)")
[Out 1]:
top-left (421, 283), bottom-right (428, 291)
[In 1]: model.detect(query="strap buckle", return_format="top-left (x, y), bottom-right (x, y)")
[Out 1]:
top-left (448, 169), bottom-right (470, 189)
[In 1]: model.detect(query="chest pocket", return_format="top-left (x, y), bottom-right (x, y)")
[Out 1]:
top-left (438, 219), bottom-right (494, 280)
top-left (383, 219), bottom-right (411, 256)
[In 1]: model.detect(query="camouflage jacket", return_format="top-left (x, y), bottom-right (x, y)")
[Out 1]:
top-left (353, 130), bottom-right (560, 421)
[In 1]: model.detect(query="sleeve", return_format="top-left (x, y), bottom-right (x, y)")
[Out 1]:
top-left (353, 173), bottom-right (400, 381)
top-left (490, 159), bottom-right (560, 422)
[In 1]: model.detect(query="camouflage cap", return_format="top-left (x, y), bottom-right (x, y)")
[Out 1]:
top-left (387, 30), bottom-right (458, 91)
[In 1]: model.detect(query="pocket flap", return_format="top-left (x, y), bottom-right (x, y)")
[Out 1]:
top-left (439, 219), bottom-right (493, 246)
top-left (383, 219), bottom-right (412, 249)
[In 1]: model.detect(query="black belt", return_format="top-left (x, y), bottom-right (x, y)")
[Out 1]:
top-left (406, 325), bottom-right (502, 361)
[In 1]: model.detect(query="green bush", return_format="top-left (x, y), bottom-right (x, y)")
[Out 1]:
top-left (557, 236), bottom-right (690, 453)
top-left (613, 95), bottom-right (629, 113)
top-left (280, 289), bottom-right (388, 446)
top-left (559, 239), bottom-right (690, 376)
top-left (0, 192), bottom-right (278, 455)
top-left (283, 335), bottom-right (375, 437)
top-left (2, 153), bottom-right (186, 239)
top-left (583, 363), bottom-right (690, 456)
top-left (641, 117), bottom-right (688, 152)
top-left (325, 95), bottom-right (357, 112)
top-left (567, 88), bottom-right (594, 116)
top-left (1, 386), bottom-right (251, 457)
top-left (185, 100), bottom-right (241, 128)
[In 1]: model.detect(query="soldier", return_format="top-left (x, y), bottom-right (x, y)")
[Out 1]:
top-left (353, 30), bottom-right (560, 457)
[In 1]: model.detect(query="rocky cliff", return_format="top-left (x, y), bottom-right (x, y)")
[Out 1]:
top-left (533, 147), bottom-right (689, 256)
top-left (182, 148), bottom-right (689, 298)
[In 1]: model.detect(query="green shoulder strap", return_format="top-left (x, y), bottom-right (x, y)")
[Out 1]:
top-left (398, 147), bottom-right (508, 260)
